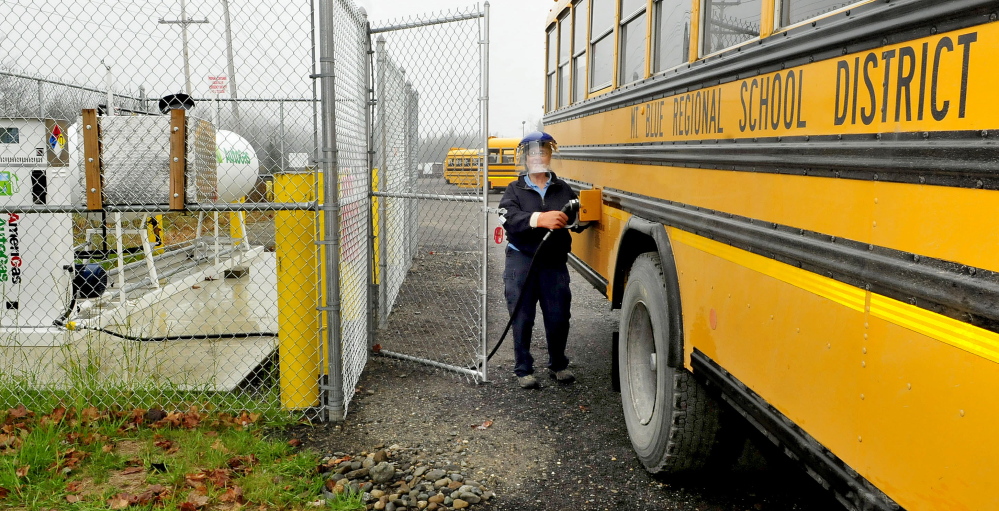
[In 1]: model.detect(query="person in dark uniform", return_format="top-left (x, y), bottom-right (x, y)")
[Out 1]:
top-left (498, 131), bottom-right (586, 389)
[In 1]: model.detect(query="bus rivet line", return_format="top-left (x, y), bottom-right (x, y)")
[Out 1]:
top-left (976, 180), bottom-right (984, 188)
top-left (981, 130), bottom-right (989, 137)
top-left (960, 410), bottom-right (965, 417)
top-left (969, 267), bottom-right (977, 275)
top-left (923, 132), bottom-right (930, 139)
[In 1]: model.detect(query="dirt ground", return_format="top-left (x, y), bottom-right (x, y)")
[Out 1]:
top-left (293, 190), bottom-right (846, 511)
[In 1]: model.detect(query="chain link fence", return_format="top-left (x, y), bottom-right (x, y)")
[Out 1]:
top-left (371, 6), bottom-right (489, 382)
top-left (0, 0), bottom-right (488, 421)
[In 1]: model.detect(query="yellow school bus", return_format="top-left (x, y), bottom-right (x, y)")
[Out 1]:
top-left (443, 137), bottom-right (520, 190)
top-left (543, 1), bottom-right (999, 510)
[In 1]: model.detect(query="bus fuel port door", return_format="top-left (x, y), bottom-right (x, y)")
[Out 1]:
top-left (578, 188), bottom-right (602, 222)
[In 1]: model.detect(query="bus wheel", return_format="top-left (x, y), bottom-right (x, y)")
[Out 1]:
top-left (619, 252), bottom-right (728, 475)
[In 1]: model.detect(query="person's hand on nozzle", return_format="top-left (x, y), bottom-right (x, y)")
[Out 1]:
top-left (537, 210), bottom-right (568, 230)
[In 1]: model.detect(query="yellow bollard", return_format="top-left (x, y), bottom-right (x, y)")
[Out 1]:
top-left (275, 172), bottom-right (320, 409)
top-left (229, 197), bottom-right (246, 246)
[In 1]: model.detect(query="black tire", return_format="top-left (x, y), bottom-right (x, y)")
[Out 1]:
top-left (619, 252), bottom-right (733, 475)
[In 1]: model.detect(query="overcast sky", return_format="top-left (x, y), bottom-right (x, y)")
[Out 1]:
top-left (358, 0), bottom-right (556, 138)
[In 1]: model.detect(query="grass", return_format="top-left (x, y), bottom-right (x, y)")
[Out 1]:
top-left (0, 405), bottom-right (362, 511)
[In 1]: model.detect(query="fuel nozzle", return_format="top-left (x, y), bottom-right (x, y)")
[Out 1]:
top-left (561, 199), bottom-right (580, 214)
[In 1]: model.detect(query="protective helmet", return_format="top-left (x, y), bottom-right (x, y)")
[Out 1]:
top-left (516, 131), bottom-right (560, 175)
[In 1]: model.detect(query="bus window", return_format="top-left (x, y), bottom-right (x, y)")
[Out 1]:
top-left (702, 0), bottom-right (761, 56)
top-left (547, 27), bottom-right (558, 111)
top-left (777, 0), bottom-right (864, 27)
top-left (502, 149), bottom-right (515, 164)
top-left (653, 0), bottom-right (690, 73)
top-left (488, 149), bottom-right (499, 164)
top-left (572, 0), bottom-right (588, 102)
top-left (619, 0), bottom-right (647, 85)
top-left (589, 0), bottom-right (615, 92)
top-left (558, 13), bottom-right (572, 108)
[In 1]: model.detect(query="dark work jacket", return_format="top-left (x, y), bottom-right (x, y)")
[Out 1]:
top-left (498, 172), bottom-right (579, 264)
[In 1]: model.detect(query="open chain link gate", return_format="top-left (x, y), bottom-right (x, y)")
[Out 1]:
top-left (368, 5), bottom-right (491, 384)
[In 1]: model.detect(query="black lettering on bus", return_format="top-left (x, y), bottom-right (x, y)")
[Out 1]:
top-left (851, 57), bottom-right (861, 124)
top-left (861, 52), bottom-right (878, 125)
top-left (895, 46), bottom-right (916, 122)
top-left (918, 42), bottom-right (928, 121)
top-left (701, 91), bottom-right (710, 135)
top-left (631, 105), bottom-right (640, 138)
top-left (957, 32), bottom-right (977, 118)
top-left (835, 60), bottom-right (850, 125)
top-left (770, 73), bottom-right (782, 130)
top-left (796, 70), bottom-right (806, 128)
top-left (749, 79), bottom-right (758, 131)
top-left (759, 76), bottom-right (770, 131)
top-left (784, 70), bottom-right (796, 129)
top-left (673, 97), bottom-right (680, 136)
top-left (880, 49), bottom-right (896, 123)
top-left (931, 36), bottom-right (953, 121)
top-left (739, 81), bottom-right (749, 132)
top-left (692, 91), bottom-right (700, 135)
top-left (716, 88), bottom-right (723, 133)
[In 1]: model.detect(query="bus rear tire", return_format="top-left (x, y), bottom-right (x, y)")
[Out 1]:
top-left (619, 252), bottom-right (732, 475)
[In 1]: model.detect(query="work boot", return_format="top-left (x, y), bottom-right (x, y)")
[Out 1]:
top-left (518, 374), bottom-right (539, 389)
top-left (549, 368), bottom-right (575, 384)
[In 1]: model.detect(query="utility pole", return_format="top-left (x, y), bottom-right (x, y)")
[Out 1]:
top-left (159, 0), bottom-right (209, 96)
top-left (221, 0), bottom-right (240, 123)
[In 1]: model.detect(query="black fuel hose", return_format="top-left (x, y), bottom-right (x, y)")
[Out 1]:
top-left (480, 199), bottom-right (579, 368)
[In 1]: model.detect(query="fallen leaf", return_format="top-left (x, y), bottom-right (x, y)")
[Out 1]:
top-left (65, 495), bottom-right (84, 503)
top-left (191, 285), bottom-right (201, 289)
top-left (15, 465), bottom-right (29, 477)
top-left (579, 405), bottom-right (590, 412)
top-left (211, 439), bottom-right (230, 453)
top-left (102, 444), bottom-right (114, 453)
top-left (472, 420), bottom-right (494, 430)
top-left (288, 438), bottom-right (302, 447)
top-left (107, 494), bottom-right (132, 509)
top-left (0, 486), bottom-right (8, 498)
top-left (121, 466), bottom-right (145, 475)
top-left (219, 486), bottom-right (245, 503)
top-left (8, 405), bottom-right (30, 418)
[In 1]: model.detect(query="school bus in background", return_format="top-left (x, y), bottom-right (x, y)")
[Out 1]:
top-left (442, 137), bottom-right (519, 191)
top-left (544, 0), bottom-right (999, 510)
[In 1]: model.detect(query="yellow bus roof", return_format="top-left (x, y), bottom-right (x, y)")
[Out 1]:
top-left (546, 0), bottom-right (571, 26)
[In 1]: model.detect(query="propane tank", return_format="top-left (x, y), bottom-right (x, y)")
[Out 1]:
top-left (214, 130), bottom-right (258, 203)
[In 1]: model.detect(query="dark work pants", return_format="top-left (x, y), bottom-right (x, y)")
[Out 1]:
top-left (503, 247), bottom-right (572, 377)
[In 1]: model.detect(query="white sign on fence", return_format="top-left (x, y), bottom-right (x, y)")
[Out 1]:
top-left (208, 75), bottom-right (228, 94)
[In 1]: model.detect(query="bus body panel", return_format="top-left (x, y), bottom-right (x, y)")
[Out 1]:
top-left (667, 227), bottom-right (999, 511)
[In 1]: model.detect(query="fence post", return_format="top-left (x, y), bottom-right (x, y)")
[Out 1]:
top-left (376, 35), bottom-right (388, 329)
top-left (479, 2), bottom-right (491, 381)
top-left (317, 0), bottom-right (344, 422)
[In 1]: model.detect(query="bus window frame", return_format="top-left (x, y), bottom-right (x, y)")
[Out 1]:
top-left (618, 0), bottom-right (649, 86)
top-left (546, 25), bottom-right (558, 112)
top-left (558, 12), bottom-right (573, 108)
top-left (651, 0), bottom-right (691, 75)
top-left (697, 0), bottom-right (763, 59)
top-left (772, 0), bottom-right (873, 32)
top-left (588, 0), bottom-right (617, 93)
top-left (571, 0), bottom-right (589, 103)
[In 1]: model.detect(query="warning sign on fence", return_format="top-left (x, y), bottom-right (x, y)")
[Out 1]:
top-left (208, 75), bottom-right (228, 94)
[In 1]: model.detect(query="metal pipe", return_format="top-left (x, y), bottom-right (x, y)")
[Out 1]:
top-left (376, 35), bottom-right (388, 330)
top-left (375, 349), bottom-right (481, 378)
top-left (479, 1), bottom-right (491, 382)
top-left (364, 10), bottom-right (376, 352)
top-left (369, 10), bottom-right (484, 34)
top-left (0, 203), bottom-right (316, 214)
top-left (221, 0), bottom-right (240, 122)
top-left (318, 0), bottom-right (345, 422)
